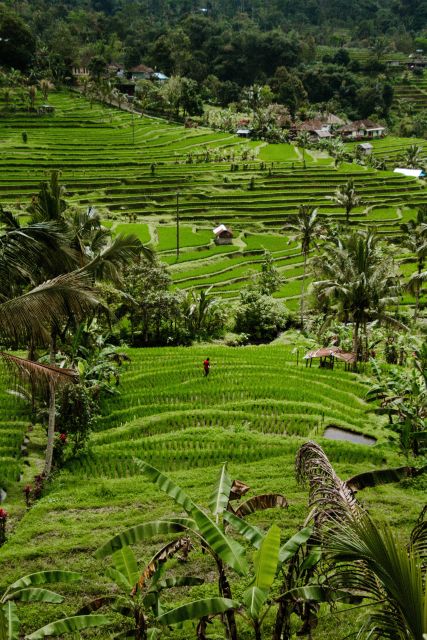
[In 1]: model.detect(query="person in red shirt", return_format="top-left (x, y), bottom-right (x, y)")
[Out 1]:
top-left (203, 357), bottom-right (210, 376)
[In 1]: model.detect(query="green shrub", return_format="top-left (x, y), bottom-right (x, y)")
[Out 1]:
top-left (234, 288), bottom-right (290, 342)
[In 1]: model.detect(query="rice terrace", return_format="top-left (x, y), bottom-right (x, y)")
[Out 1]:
top-left (1, 2), bottom-right (427, 638)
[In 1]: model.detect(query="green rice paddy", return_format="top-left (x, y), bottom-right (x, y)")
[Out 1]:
top-left (1, 346), bottom-right (425, 638)
top-left (1, 91), bottom-right (426, 306)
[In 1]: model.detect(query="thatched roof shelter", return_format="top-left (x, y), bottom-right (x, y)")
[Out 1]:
top-left (304, 346), bottom-right (356, 368)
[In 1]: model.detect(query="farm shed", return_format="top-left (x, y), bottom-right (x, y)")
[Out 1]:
top-left (394, 168), bottom-right (425, 178)
top-left (236, 128), bottom-right (252, 138)
top-left (304, 346), bottom-right (356, 369)
top-left (37, 104), bottom-right (55, 115)
top-left (358, 142), bottom-right (373, 154)
top-left (213, 224), bottom-right (233, 245)
top-left (312, 129), bottom-right (332, 139)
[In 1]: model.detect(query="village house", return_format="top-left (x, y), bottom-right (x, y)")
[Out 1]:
top-left (129, 64), bottom-right (155, 80)
top-left (128, 65), bottom-right (169, 83)
top-left (213, 224), bottom-right (233, 245)
top-left (293, 113), bottom-right (346, 140)
top-left (71, 66), bottom-right (90, 79)
top-left (338, 119), bottom-right (386, 140)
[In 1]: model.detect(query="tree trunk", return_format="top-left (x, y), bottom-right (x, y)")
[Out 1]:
top-left (254, 619), bottom-right (262, 640)
top-left (43, 331), bottom-right (57, 477)
top-left (273, 599), bottom-right (291, 640)
top-left (135, 609), bottom-right (147, 640)
top-left (300, 253), bottom-right (307, 329)
top-left (197, 618), bottom-right (208, 640)
top-left (43, 379), bottom-right (56, 477)
top-left (216, 558), bottom-right (238, 640)
top-left (352, 320), bottom-right (360, 361)
top-left (415, 260), bottom-right (422, 319)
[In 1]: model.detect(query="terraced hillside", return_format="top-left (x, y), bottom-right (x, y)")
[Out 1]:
top-left (1, 345), bottom-right (425, 638)
top-left (394, 79), bottom-right (427, 115)
top-left (1, 90), bottom-right (426, 310)
top-left (1, 91), bottom-right (426, 224)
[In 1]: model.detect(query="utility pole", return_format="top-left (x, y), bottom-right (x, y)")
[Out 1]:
top-left (126, 94), bottom-right (135, 145)
top-left (176, 191), bottom-right (180, 261)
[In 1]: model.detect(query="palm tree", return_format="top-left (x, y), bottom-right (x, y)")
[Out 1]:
top-left (329, 179), bottom-right (361, 225)
top-left (0, 272), bottom-right (101, 476)
top-left (296, 131), bottom-right (310, 169)
top-left (400, 144), bottom-right (424, 169)
top-left (325, 509), bottom-right (426, 639)
top-left (0, 173), bottom-right (148, 477)
top-left (311, 230), bottom-right (402, 360)
top-left (283, 206), bottom-right (326, 329)
top-left (400, 208), bottom-right (427, 318)
top-left (296, 441), bottom-right (427, 640)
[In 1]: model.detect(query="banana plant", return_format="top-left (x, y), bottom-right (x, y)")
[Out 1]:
top-left (0, 570), bottom-right (109, 640)
top-left (96, 462), bottom-right (290, 640)
top-left (224, 511), bottom-right (330, 640)
top-left (241, 524), bottom-right (281, 640)
top-left (80, 544), bottom-right (203, 639)
top-left (96, 462), bottom-right (247, 640)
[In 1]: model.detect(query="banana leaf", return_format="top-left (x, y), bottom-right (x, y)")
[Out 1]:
top-left (0, 602), bottom-right (19, 640)
top-left (157, 598), bottom-right (237, 626)
top-left (95, 519), bottom-right (195, 559)
top-left (25, 615), bottom-right (110, 639)
top-left (209, 463), bottom-right (232, 517)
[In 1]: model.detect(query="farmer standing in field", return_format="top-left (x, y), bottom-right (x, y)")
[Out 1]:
top-left (203, 357), bottom-right (210, 377)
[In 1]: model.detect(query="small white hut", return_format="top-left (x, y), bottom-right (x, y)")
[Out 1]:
top-left (213, 224), bottom-right (233, 245)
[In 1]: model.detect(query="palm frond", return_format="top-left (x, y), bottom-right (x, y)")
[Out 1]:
top-left (325, 513), bottom-right (427, 639)
top-left (80, 234), bottom-right (152, 284)
top-left (295, 441), bottom-right (360, 524)
top-left (0, 352), bottom-right (78, 394)
top-left (0, 271), bottom-right (101, 344)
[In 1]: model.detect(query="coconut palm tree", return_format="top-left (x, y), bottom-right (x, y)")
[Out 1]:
top-left (311, 230), bottom-right (402, 360)
top-left (296, 441), bottom-right (427, 640)
top-left (0, 271), bottom-right (101, 476)
top-left (400, 144), bottom-right (425, 169)
top-left (1, 176), bottom-right (149, 476)
top-left (283, 206), bottom-right (326, 329)
top-left (325, 510), bottom-right (427, 640)
top-left (400, 208), bottom-right (427, 317)
top-left (329, 179), bottom-right (361, 225)
top-left (296, 131), bottom-right (310, 169)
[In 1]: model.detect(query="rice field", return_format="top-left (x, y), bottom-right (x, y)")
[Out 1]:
top-left (0, 372), bottom-right (29, 493)
top-left (1, 345), bottom-right (425, 638)
top-left (1, 90), bottom-right (426, 309)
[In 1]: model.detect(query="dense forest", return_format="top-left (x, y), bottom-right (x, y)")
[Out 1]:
top-left (1, 0), bottom-right (426, 76)
top-left (1, 0), bottom-right (426, 127)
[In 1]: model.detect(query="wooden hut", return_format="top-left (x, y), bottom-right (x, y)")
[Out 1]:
top-left (304, 346), bottom-right (356, 370)
top-left (213, 224), bottom-right (233, 245)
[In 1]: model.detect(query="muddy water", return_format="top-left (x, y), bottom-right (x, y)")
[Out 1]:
top-left (324, 426), bottom-right (376, 446)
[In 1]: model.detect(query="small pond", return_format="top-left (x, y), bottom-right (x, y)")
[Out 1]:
top-left (324, 426), bottom-right (376, 446)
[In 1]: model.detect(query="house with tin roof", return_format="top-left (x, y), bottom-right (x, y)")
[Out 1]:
top-left (338, 119), bottom-right (386, 140)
